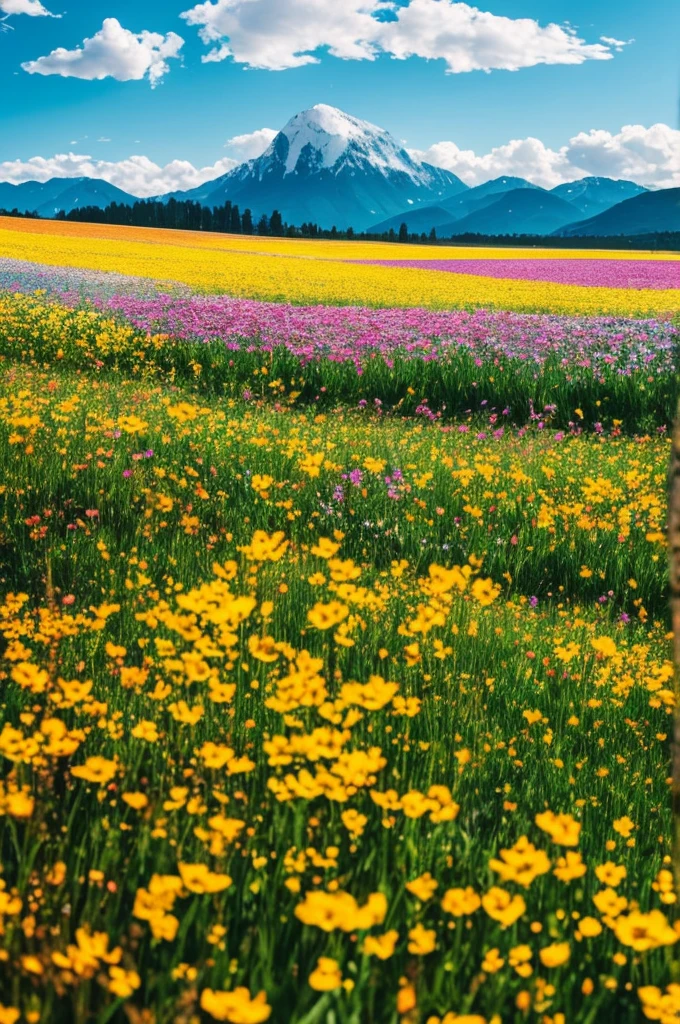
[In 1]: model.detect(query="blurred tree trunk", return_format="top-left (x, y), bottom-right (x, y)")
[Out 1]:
top-left (668, 412), bottom-right (680, 894)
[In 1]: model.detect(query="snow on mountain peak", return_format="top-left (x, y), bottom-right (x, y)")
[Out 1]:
top-left (271, 103), bottom-right (431, 183)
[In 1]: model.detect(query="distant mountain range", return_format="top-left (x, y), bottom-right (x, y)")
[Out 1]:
top-left (0, 105), bottom-right (675, 238)
top-left (370, 176), bottom-right (649, 237)
top-left (0, 177), bottom-right (137, 220)
top-left (555, 187), bottom-right (680, 237)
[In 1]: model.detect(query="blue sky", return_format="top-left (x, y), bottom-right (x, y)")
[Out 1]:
top-left (1, 0), bottom-right (678, 194)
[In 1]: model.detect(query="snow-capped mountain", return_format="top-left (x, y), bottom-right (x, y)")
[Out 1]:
top-left (162, 104), bottom-right (468, 230)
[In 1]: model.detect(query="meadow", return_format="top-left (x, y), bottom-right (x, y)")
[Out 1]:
top-left (0, 219), bottom-right (679, 1024)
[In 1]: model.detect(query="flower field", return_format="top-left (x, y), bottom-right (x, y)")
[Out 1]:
top-left (0, 220), bottom-right (680, 1024)
top-left (1, 217), bottom-right (680, 316)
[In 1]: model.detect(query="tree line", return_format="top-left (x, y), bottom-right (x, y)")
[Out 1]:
top-left (0, 201), bottom-right (678, 250)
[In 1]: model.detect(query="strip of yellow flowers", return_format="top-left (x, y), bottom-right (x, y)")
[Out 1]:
top-left (0, 222), bottom-right (678, 315)
top-left (2, 216), bottom-right (679, 262)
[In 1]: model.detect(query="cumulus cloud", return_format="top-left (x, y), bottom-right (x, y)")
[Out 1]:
top-left (564, 124), bottom-right (680, 188)
top-left (410, 138), bottom-right (574, 189)
top-left (0, 153), bottom-right (240, 197)
top-left (377, 0), bottom-right (617, 73)
top-left (225, 127), bottom-right (277, 160)
top-left (181, 0), bottom-right (381, 70)
top-left (21, 17), bottom-right (184, 87)
top-left (0, 0), bottom-right (58, 17)
top-left (179, 0), bottom-right (622, 73)
top-left (410, 123), bottom-right (680, 190)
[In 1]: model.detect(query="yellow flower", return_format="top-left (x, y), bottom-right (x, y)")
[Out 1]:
top-left (489, 836), bottom-right (551, 888)
top-left (425, 563), bottom-right (468, 595)
top-left (71, 757), bottom-right (118, 785)
top-left (481, 887), bottom-right (526, 928)
top-left (406, 872), bottom-right (438, 902)
top-left (307, 600), bottom-right (349, 630)
top-left (46, 862), bottom-right (67, 886)
top-left (362, 930), bottom-right (399, 959)
top-left (308, 957), bottom-right (343, 992)
top-left (251, 473), bottom-right (274, 495)
top-left (131, 720), bottom-right (159, 743)
top-left (21, 956), bottom-right (44, 975)
top-left (122, 792), bottom-right (149, 811)
top-left (0, 1007), bottom-right (20, 1024)
top-left (310, 537), bottom-right (341, 559)
top-left (118, 414), bottom-right (148, 435)
top-left (638, 985), bottom-right (680, 1024)
top-left (592, 888), bottom-right (628, 918)
top-left (613, 815), bottom-right (635, 838)
top-left (481, 948), bottom-right (505, 973)
top-left (248, 635), bottom-right (280, 663)
top-left (509, 944), bottom-right (533, 977)
top-left (535, 810), bottom-right (581, 846)
top-left (471, 577), bottom-right (501, 607)
top-left (0, 785), bottom-right (34, 819)
top-left (442, 887), bottom-right (481, 917)
top-left (108, 967), bottom-right (141, 998)
top-left (240, 530), bottom-right (289, 563)
top-left (200, 987), bottom-right (272, 1023)
top-left (178, 863), bottom-right (232, 894)
top-left (295, 890), bottom-right (387, 932)
top-left (408, 923), bottom-right (436, 955)
top-left (614, 910), bottom-right (678, 951)
top-left (578, 917), bottom-right (603, 938)
top-left (397, 984), bottom-right (417, 1015)
top-left (595, 862), bottom-right (627, 887)
top-left (591, 636), bottom-right (617, 658)
top-left (539, 942), bottom-right (571, 968)
top-left (553, 851), bottom-right (587, 883)
top-left (11, 661), bottom-right (49, 694)
top-left (341, 809), bottom-right (368, 838)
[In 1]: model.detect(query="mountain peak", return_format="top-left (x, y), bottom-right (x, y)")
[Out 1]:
top-left (263, 103), bottom-right (430, 184)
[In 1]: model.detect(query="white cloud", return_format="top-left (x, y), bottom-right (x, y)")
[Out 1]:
top-left (0, 0), bottom-right (58, 17)
top-left (564, 124), bottom-right (680, 188)
top-left (181, 0), bottom-right (381, 70)
top-left (600, 35), bottom-right (632, 52)
top-left (21, 17), bottom-right (184, 87)
top-left (410, 138), bottom-right (574, 189)
top-left (411, 123), bottom-right (680, 190)
top-left (0, 153), bottom-right (239, 197)
top-left (225, 127), bottom-right (277, 160)
top-left (378, 0), bottom-right (617, 73)
top-left (179, 0), bottom-right (622, 73)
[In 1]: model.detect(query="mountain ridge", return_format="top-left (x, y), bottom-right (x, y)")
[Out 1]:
top-left (0, 177), bottom-right (139, 218)
top-left (555, 187), bottom-right (680, 237)
top-left (0, 106), bottom-right (671, 237)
